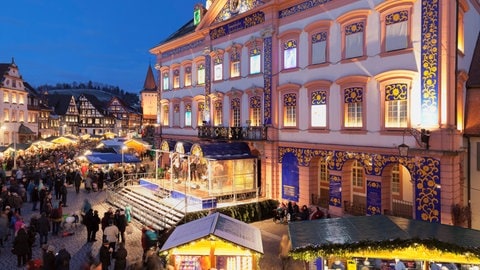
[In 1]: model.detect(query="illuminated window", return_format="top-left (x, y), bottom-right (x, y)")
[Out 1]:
top-left (249, 96), bottom-right (262, 126)
top-left (230, 98), bottom-right (241, 127)
top-left (283, 40), bottom-right (297, 69)
top-left (162, 72), bottom-right (169, 91)
top-left (3, 109), bottom-right (9, 121)
top-left (283, 93), bottom-right (297, 127)
top-left (352, 160), bottom-right (364, 189)
top-left (311, 31), bottom-right (327, 64)
top-left (230, 47), bottom-right (241, 78)
top-left (392, 163), bottom-right (400, 195)
top-left (185, 103), bottom-right (192, 126)
top-left (12, 93), bottom-right (17, 104)
top-left (184, 66), bottom-right (192, 87)
top-left (310, 90), bottom-right (327, 128)
top-left (319, 159), bottom-right (328, 183)
top-left (344, 87), bottom-right (363, 128)
top-left (162, 104), bottom-right (169, 126)
top-left (385, 83), bottom-right (408, 128)
top-left (197, 64), bottom-right (205, 85)
top-left (214, 100), bottom-right (223, 126)
top-left (18, 94), bottom-right (25, 104)
top-left (197, 102), bottom-right (204, 125)
top-left (250, 49), bottom-right (261, 74)
top-left (173, 69), bottom-right (180, 89)
top-left (3, 91), bottom-right (9, 102)
top-left (19, 111), bottom-right (25, 122)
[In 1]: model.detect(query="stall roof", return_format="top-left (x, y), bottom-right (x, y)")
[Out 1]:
top-left (192, 141), bottom-right (255, 160)
top-left (288, 215), bottom-right (480, 263)
top-left (85, 153), bottom-right (140, 164)
top-left (160, 139), bottom-right (177, 151)
top-left (161, 212), bottom-right (263, 254)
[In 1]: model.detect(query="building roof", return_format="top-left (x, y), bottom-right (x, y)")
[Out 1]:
top-left (464, 35), bottom-right (480, 136)
top-left (191, 141), bottom-right (254, 160)
top-left (160, 212), bottom-right (263, 254)
top-left (157, 19), bottom-right (196, 46)
top-left (288, 215), bottom-right (480, 263)
top-left (47, 94), bottom-right (73, 115)
top-left (142, 64), bottom-right (156, 92)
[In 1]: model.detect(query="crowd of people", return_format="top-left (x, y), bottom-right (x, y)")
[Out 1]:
top-left (275, 201), bottom-right (331, 223)
top-left (0, 140), bottom-right (164, 269)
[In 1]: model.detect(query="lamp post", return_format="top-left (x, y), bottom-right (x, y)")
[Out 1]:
top-left (121, 145), bottom-right (127, 180)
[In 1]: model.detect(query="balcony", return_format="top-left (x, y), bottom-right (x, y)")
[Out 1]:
top-left (198, 126), bottom-right (267, 141)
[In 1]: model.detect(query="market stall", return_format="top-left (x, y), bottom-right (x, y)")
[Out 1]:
top-left (288, 215), bottom-right (480, 269)
top-left (160, 212), bottom-right (263, 270)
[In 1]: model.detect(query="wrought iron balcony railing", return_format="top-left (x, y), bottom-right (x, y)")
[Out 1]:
top-left (198, 126), bottom-right (267, 141)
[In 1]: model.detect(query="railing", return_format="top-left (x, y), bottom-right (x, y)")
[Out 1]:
top-left (198, 126), bottom-right (267, 141)
top-left (343, 200), bottom-right (366, 216)
top-left (391, 199), bottom-right (413, 218)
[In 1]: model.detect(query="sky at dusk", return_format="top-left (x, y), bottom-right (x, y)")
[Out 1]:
top-left (0, 0), bottom-right (201, 93)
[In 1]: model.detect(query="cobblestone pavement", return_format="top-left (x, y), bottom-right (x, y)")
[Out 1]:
top-left (0, 185), bottom-right (305, 270)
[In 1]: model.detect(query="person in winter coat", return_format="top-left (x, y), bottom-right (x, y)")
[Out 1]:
top-left (13, 227), bottom-right (30, 267)
top-left (103, 220), bottom-right (119, 251)
top-left (60, 183), bottom-right (68, 207)
top-left (89, 210), bottom-right (101, 242)
top-left (42, 245), bottom-right (56, 270)
top-left (50, 201), bottom-right (63, 235)
top-left (113, 242), bottom-right (128, 270)
top-left (115, 210), bottom-right (127, 244)
top-left (31, 186), bottom-right (40, 211)
top-left (84, 208), bottom-right (94, 242)
top-left (74, 169), bottom-right (82, 194)
top-left (0, 211), bottom-right (8, 247)
top-left (55, 245), bottom-right (71, 270)
top-left (99, 239), bottom-right (112, 270)
top-left (37, 212), bottom-right (51, 245)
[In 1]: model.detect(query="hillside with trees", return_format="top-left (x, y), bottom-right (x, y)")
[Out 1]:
top-left (37, 80), bottom-right (140, 107)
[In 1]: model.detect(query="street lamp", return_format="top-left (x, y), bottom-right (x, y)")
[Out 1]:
top-left (121, 145), bottom-right (127, 181)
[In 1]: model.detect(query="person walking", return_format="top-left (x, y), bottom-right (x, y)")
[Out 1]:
top-left (103, 220), bottom-right (119, 252)
top-left (13, 226), bottom-right (30, 268)
top-left (50, 201), bottom-right (63, 236)
top-left (113, 242), bottom-right (128, 270)
top-left (37, 212), bottom-right (50, 246)
top-left (84, 208), bottom-right (94, 242)
top-left (31, 186), bottom-right (40, 211)
top-left (60, 182), bottom-right (68, 207)
top-left (74, 169), bottom-right (82, 194)
top-left (115, 210), bottom-right (127, 244)
top-left (89, 210), bottom-right (101, 242)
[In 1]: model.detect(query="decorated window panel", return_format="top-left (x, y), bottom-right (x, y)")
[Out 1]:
top-left (197, 64), bottom-right (205, 85)
top-left (231, 98), bottom-right (241, 127)
top-left (283, 93), bottom-right (297, 127)
top-left (311, 90), bottom-right (327, 127)
top-left (214, 56), bottom-right (223, 81)
top-left (214, 100), bottom-right (223, 126)
top-left (197, 102), bottom-right (205, 125)
top-left (249, 47), bottom-right (261, 74)
top-left (385, 83), bottom-right (408, 128)
top-left (249, 96), bottom-right (262, 126)
top-left (184, 66), bottom-right (192, 87)
top-left (230, 48), bottom-right (241, 78)
top-left (162, 72), bottom-right (170, 90)
top-left (173, 104), bottom-right (180, 126)
top-left (283, 39), bottom-right (297, 69)
top-left (173, 69), bottom-right (180, 89)
top-left (344, 87), bottom-right (363, 128)
top-left (345, 22), bottom-right (364, 59)
top-left (385, 10), bottom-right (408, 52)
top-left (185, 103), bottom-right (192, 126)
top-left (312, 31), bottom-right (327, 64)
top-left (162, 104), bottom-right (169, 126)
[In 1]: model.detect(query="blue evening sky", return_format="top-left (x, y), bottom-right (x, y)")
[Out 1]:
top-left (0, 0), bottom-right (201, 93)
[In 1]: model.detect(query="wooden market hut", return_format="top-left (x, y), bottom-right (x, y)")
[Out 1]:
top-left (160, 212), bottom-right (263, 270)
top-left (288, 215), bottom-right (480, 268)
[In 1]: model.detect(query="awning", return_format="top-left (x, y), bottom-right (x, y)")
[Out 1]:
top-left (85, 153), bottom-right (141, 164)
top-left (160, 139), bottom-right (177, 152)
top-left (288, 215), bottom-right (480, 263)
top-left (190, 141), bottom-right (255, 160)
top-left (161, 212), bottom-right (263, 254)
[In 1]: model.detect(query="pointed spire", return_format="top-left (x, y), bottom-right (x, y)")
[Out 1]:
top-left (143, 64), bottom-right (157, 91)
top-left (11, 57), bottom-right (17, 67)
